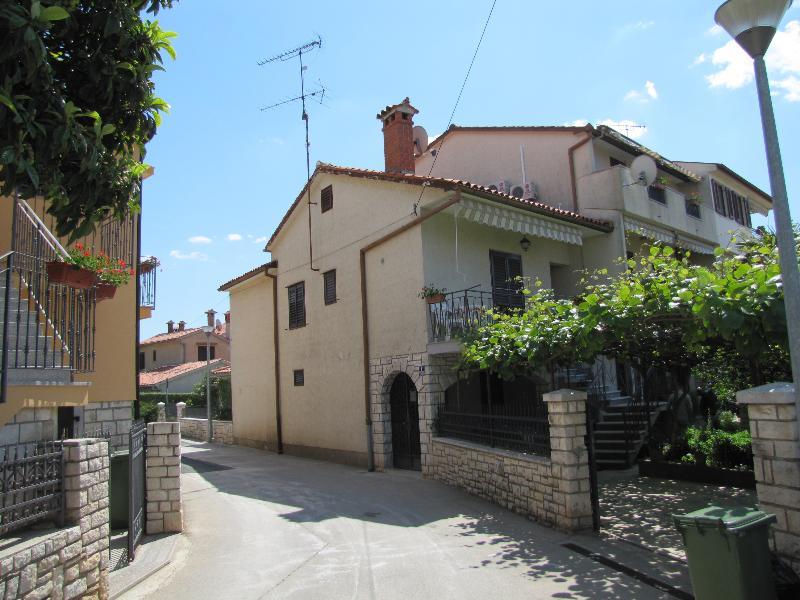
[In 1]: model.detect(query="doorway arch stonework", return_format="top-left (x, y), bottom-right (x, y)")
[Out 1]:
top-left (369, 352), bottom-right (459, 474)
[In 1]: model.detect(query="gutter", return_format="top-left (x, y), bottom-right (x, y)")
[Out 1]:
top-left (264, 265), bottom-right (283, 454)
top-left (568, 128), bottom-right (596, 213)
top-left (359, 191), bottom-right (462, 471)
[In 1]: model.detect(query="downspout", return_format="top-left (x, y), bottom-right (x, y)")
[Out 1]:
top-left (568, 128), bottom-right (595, 212)
top-left (134, 185), bottom-right (143, 420)
top-left (264, 265), bottom-right (283, 454)
top-left (359, 190), bottom-right (462, 472)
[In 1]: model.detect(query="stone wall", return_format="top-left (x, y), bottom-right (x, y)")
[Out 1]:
top-left (738, 383), bottom-right (800, 575)
top-left (178, 417), bottom-right (233, 445)
top-left (0, 437), bottom-right (111, 599)
top-left (430, 389), bottom-right (593, 533)
top-left (145, 422), bottom-right (182, 535)
top-left (0, 408), bottom-right (56, 450)
top-left (81, 401), bottom-right (132, 452)
top-left (369, 352), bottom-right (459, 474)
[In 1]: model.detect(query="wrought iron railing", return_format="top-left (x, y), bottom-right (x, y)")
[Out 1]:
top-left (428, 287), bottom-right (494, 342)
top-left (0, 441), bottom-right (64, 537)
top-left (437, 373), bottom-right (551, 456)
top-left (139, 257), bottom-right (157, 309)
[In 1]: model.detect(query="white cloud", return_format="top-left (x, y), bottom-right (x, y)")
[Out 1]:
top-left (565, 119), bottom-right (589, 126)
top-left (620, 20), bottom-right (655, 34)
top-left (624, 81), bottom-right (658, 103)
top-left (254, 236), bottom-right (267, 244)
top-left (705, 20), bottom-right (800, 102)
top-left (707, 24), bottom-right (723, 36)
top-left (691, 53), bottom-right (708, 67)
top-left (598, 119), bottom-right (648, 139)
top-left (170, 250), bottom-right (207, 261)
top-left (227, 233), bottom-right (243, 241)
top-left (188, 235), bottom-right (211, 245)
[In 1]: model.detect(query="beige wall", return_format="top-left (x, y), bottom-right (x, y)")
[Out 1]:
top-left (140, 330), bottom-right (230, 371)
top-left (229, 276), bottom-right (277, 448)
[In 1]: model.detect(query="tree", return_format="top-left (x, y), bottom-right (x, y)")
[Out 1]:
top-left (0, 0), bottom-right (176, 239)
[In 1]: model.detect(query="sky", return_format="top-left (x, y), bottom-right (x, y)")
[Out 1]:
top-left (140, 0), bottom-right (800, 339)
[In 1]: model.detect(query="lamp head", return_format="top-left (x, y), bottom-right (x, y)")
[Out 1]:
top-left (201, 325), bottom-right (214, 334)
top-left (715, 0), bottom-right (793, 57)
top-left (519, 236), bottom-right (531, 252)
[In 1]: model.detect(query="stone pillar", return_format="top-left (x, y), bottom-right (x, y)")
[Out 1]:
top-left (737, 382), bottom-right (800, 575)
top-left (543, 389), bottom-right (593, 532)
top-left (157, 401), bottom-right (166, 422)
top-left (176, 402), bottom-right (186, 419)
top-left (146, 422), bottom-right (182, 534)
top-left (63, 438), bottom-right (110, 599)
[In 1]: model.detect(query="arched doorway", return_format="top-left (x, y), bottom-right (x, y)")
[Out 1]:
top-left (390, 373), bottom-right (421, 470)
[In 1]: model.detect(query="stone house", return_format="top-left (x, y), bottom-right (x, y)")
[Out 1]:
top-left (218, 98), bottom-right (771, 475)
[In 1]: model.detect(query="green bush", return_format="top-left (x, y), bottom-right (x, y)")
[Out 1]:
top-left (683, 425), bottom-right (752, 470)
top-left (139, 392), bottom-right (199, 423)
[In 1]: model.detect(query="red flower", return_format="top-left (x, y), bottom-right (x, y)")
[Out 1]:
top-left (83, 251), bottom-right (90, 257)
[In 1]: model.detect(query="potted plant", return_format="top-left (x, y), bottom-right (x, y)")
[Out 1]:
top-left (95, 254), bottom-right (135, 301)
top-left (140, 256), bottom-right (160, 274)
top-left (687, 192), bottom-right (702, 205)
top-left (651, 175), bottom-right (668, 190)
top-left (46, 243), bottom-right (98, 289)
top-left (419, 285), bottom-right (447, 304)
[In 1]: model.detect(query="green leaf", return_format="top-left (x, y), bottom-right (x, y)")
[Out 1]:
top-left (0, 93), bottom-right (17, 115)
top-left (39, 6), bottom-right (70, 21)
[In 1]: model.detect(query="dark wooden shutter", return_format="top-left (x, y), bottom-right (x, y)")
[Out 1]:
top-left (138, 352), bottom-right (145, 370)
top-left (198, 346), bottom-right (206, 361)
top-left (293, 369), bottom-right (304, 386)
top-left (209, 346), bottom-right (216, 360)
top-left (321, 185), bottom-right (333, 213)
top-left (490, 251), bottom-right (524, 309)
top-left (288, 282), bottom-right (306, 329)
top-left (323, 270), bottom-right (336, 305)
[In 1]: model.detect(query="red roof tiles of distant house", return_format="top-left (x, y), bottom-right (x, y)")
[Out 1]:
top-left (138, 360), bottom-right (228, 387)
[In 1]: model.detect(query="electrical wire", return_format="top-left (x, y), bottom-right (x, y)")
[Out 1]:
top-left (412, 0), bottom-right (498, 215)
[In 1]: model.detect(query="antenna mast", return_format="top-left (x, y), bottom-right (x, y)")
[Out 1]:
top-left (260, 36), bottom-right (324, 271)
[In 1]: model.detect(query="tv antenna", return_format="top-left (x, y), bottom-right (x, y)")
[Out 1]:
top-left (259, 36), bottom-right (324, 271)
top-left (614, 123), bottom-right (646, 138)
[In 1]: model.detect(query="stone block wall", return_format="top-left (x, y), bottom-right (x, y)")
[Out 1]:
top-left (738, 383), bottom-right (800, 575)
top-left (0, 408), bottom-right (56, 450)
top-left (178, 417), bottom-right (233, 445)
top-left (146, 422), bottom-right (182, 534)
top-left (0, 438), bottom-right (111, 599)
top-left (430, 389), bottom-right (593, 533)
top-left (81, 401), bottom-right (133, 452)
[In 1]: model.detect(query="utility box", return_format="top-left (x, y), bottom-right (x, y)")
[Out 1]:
top-left (673, 505), bottom-right (777, 600)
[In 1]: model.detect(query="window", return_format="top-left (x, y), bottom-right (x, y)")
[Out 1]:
top-left (293, 369), bottom-right (304, 386)
top-left (288, 282), bottom-right (306, 329)
top-left (321, 185), bottom-right (333, 213)
top-left (610, 157), bottom-right (626, 167)
top-left (685, 198), bottom-right (702, 219)
top-left (152, 350), bottom-right (157, 361)
top-left (490, 250), bottom-right (524, 309)
top-left (647, 185), bottom-right (667, 204)
top-left (711, 180), bottom-right (752, 227)
top-left (197, 345), bottom-right (216, 362)
top-left (138, 352), bottom-right (145, 370)
top-left (323, 269), bottom-right (336, 305)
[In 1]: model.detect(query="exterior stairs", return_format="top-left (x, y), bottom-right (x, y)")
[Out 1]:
top-left (592, 397), bottom-right (668, 470)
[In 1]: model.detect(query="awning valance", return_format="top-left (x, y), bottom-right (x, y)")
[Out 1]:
top-left (456, 198), bottom-right (584, 246)
top-left (624, 216), bottom-right (715, 255)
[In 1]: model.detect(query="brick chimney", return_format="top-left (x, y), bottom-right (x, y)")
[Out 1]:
top-left (377, 97), bottom-right (419, 174)
top-left (224, 311), bottom-right (230, 325)
top-left (206, 309), bottom-right (216, 328)
top-left (178, 320), bottom-right (186, 332)
top-left (167, 320), bottom-right (174, 334)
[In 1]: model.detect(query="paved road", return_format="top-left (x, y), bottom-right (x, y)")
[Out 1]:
top-left (123, 441), bottom-right (690, 600)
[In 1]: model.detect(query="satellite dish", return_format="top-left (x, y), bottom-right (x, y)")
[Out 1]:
top-left (630, 155), bottom-right (657, 186)
top-left (412, 125), bottom-right (429, 156)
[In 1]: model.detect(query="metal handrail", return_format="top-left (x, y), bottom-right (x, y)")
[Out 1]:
top-left (15, 196), bottom-right (69, 259)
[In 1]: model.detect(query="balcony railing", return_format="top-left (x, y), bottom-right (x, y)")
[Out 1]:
top-left (139, 257), bottom-right (158, 309)
top-left (428, 288), bottom-right (495, 343)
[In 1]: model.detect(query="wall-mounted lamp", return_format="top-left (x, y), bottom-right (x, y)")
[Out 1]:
top-left (519, 236), bottom-right (531, 252)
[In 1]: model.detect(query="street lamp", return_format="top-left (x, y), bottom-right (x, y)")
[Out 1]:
top-left (201, 324), bottom-right (214, 443)
top-left (714, 0), bottom-right (800, 422)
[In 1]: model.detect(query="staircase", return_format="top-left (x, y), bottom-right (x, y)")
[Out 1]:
top-left (593, 397), bottom-right (668, 470)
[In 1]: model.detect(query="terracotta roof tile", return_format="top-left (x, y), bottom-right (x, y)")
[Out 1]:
top-left (212, 365), bottom-right (231, 376)
top-left (138, 360), bottom-right (228, 387)
top-left (265, 162), bottom-right (613, 249)
top-left (141, 327), bottom-right (203, 345)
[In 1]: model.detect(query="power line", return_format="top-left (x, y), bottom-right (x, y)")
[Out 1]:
top-left (413, 0), bottom-right (498, 215)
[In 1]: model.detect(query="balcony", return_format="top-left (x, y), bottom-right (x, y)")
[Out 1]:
top-left (427, 288), bottom-right (496, 353)
top-left (139, 256), bottom-right (158, 319)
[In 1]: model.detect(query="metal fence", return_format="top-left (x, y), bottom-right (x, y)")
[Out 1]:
top-left (0, 441), bottom-right (64, 537)
top-left (428, 287), bottom-right (494, 342)
top-left (128, 420), bottom-right (146, 560)
top-left (437, 371), bottom-right (551, 456)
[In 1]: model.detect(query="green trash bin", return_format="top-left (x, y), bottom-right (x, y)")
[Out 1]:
top-left (673, 505), bottom-right (777, 600)
top-left (108, 451), bottom-right (130, 530)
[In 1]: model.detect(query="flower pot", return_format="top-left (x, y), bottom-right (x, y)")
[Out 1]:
top-left (426, 293), bottom-right (446, 304)
top-left (140, 261), bottom-right (155, 274)
top-left (95, 283), bottom-right (117, 301)
top-left (46, 261), bottom-right (96, 289)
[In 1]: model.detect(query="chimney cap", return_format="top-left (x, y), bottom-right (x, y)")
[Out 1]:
top-left (376, 97), bottom-right (419, 121)
top-left (166, 320), bottom-right (175, 333)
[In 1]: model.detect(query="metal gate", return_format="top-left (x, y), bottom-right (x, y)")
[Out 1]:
top-left (128, 420), bottom-right (146, 560)
top-left (390, 373), bottom-right (421, 470)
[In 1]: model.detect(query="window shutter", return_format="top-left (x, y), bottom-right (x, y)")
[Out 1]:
top-left (506, 255), bottom-right (524, 308)
top-left (323, 270), bottom-right (336, 305)
top-left (321, 185), bottom-right (333, 213)
top-left (293, 369), bottom-right (304, 386)
top-left (491, 251), bottom-right (524, 309)
top-left (288, 282), bottom-right (306, 329)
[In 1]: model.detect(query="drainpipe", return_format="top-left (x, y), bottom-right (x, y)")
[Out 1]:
top-left (264, 265), bottom-right (283, 454)
top-left (568, 127), bottom-right (596, 212)
top-left (359, 191), bottom-right (462, 472)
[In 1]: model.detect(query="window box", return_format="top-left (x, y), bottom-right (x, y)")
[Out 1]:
top-left (46, 261), bottom-right (96, 289)
top-left (95, 283), bottom-right (117, 301)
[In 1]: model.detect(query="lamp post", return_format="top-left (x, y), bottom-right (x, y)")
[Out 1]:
top-left (714, 0), bottom-right (800, 424)
top-left (201, 325), bottom-right (214, 443)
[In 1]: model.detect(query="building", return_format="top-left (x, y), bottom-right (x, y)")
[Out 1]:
top-left (219, 98), bottom-right (771, 472)
top-left (0, 177), bottom-right (157, 451)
